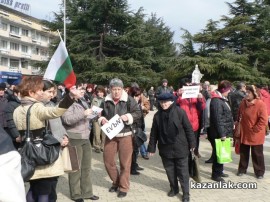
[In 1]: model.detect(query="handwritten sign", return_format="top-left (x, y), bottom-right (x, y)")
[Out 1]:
top-left (101, 114), bottom-right (124, 139)
top-left (182, 86), bottom-right (200, 99)
top-left (87, 106), bottom-right (103, 119)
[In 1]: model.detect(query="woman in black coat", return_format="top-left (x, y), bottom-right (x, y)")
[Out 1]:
top-left (148, 93), bottom-right (195, 202)
top-left (4, 87), bottom-right (21, 149)
top-left (208, 80), bottom-right (234, 182)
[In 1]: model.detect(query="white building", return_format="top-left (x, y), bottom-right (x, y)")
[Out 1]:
top-left (0, 4), bottom-right (57, 84)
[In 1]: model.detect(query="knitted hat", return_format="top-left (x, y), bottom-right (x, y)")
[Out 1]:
top-left (157, 93), bottom-right (174, 101)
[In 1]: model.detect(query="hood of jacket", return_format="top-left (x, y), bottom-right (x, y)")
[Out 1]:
top-left (260, 89), bottom-right (269, 99)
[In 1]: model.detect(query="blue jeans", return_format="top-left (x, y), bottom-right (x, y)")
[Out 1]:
top-left (140, 143), bottom-right (148, 156)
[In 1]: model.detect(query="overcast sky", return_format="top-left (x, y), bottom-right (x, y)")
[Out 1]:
top-left (2, 0), bottom-right (235, 43)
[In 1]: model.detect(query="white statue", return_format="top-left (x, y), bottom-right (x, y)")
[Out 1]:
top-left (192, 64), bottom-right (203, 84)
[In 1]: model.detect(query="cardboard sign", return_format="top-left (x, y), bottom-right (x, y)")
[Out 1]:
top-left (182, 86), bottom-right (200, 99)
top-left (101, 114), bottom-right (124, 139)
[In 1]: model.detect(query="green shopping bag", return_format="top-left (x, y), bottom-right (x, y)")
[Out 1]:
top-left (215, 138), bottom-right (232, 164)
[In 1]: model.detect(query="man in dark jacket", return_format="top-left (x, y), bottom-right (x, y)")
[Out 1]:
top-left (229, 82), bottom-right (246, 121)
top-left (156, 79), bottom-right (174, 97)
top-left (209, 80), bottom-right (234, 182)
top-left (148, 93), bottom-right (195, 202)
top-left (0, 126), bottom-right (25, 201)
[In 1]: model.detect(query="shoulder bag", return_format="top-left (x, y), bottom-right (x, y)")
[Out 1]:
top-left (233, 114), bottom-right (242, 139)
top-left (19, 103), bottom-right (61, 181)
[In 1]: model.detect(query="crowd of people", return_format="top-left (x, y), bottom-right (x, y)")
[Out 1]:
top-left (0, 76), bottom-right (270, 202)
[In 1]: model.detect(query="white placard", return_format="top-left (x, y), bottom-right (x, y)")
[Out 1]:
top-left (87, 106), bottom-right (103, 119)
top-left (101, 114), bottom-right (124, 139)
top-left (182, 86), bottom-right (200, 99)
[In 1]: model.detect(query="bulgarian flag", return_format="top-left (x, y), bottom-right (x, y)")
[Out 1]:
top-left (43, 40), bottom-right (76, 89)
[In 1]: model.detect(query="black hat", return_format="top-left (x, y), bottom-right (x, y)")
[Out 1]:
top-left (0, 82), bottom-right (6, 90)
top-left (157, 93), bottom-right (174, 101)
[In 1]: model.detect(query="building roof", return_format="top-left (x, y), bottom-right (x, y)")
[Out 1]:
top-left (0, 4), bottom-right (43, 24)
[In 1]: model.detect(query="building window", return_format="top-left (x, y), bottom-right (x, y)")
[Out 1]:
top-left (41, 35), bottom-right (48, 42)
top-left (0, 57), bottom-right (8, 66)
top-left (40, 49), bottom-right (48, 56)
top-left (0, 22), bottom-right (8, 31)
top-left (10, 59), bottom-right (19, 68)
top-left (21, 45), bottom-right (28, 53)
top-left (0, 40), bottom-right (8, 49)
top-left (21, 60), bottom-right (28, 68)
top-left (22, 29), bottom-right (29, 36)
top-left (10, 42), bottom-right (19, 51)
top-left (10, 25), bottom-right (20, 35)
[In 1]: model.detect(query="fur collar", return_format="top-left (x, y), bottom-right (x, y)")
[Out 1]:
top-left (105, 90), bottom-right (128, 102)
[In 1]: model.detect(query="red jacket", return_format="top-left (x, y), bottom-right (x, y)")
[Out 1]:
top-left (239, 99), bottom-right (268, 145)
top-left (259, 89), bottom-right (270, 116)
top-left (177, 97), bottom-right (206, 131)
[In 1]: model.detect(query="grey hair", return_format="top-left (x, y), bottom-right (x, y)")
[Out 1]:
top-left (109, 78), bottom-right (124, 88)
top-left (236, 81), bottom-right (245, 90)
top-left (130, 82), bottom-right (139, 88)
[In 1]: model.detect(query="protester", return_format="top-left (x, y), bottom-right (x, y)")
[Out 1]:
top-left (201, 85), bottom-right (218, 163)
top-left (0, 82), bottom-right (8, 129)
top-left (4, 86), bottom-right (21, 149)
top-left (177, 78), bottom-right (206, 158)
top-left (148, 86), bottom-right (155, 111)
top-left (208, 80), bottom-right (234, 182)
top-left (230, 82), bottom-right (246, 121)
top-left (129, 86), bottom-right (146, 175)
top-left (91, 85), bottom-right (106, 153)
top-left (236, 85), bottom-right (268, 179)
top-left (0, 126), bottom-right (25, 202)
top-left (98, 78), bottom-right (141, 198)
top-left (148, 93), bottom-right (195, 202)
top-left (61, 83), bottom-right (99, 202)
top-left (156, 79), bottom-right (174, 97)
top-left (201, 81), bottom-right (211, 100)
top-left (130, 82), bottom-right (150, 161)
top-left (84, 84), bottom-right (95, 106)
top-left (13, 76), bottom-right (78, 202)
top-left (42, 80), bottom-right (69, 202)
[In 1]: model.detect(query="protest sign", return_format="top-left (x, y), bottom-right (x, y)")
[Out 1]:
top-left (101, 114), bottom-right (124, 139)
top-left (87, 106), bottom-right (103, 119)
top-left (182, 86), bottom-right (200, 99)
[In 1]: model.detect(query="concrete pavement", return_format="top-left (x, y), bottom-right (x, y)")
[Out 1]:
top-left (29, 110), bottom-right (270, 202)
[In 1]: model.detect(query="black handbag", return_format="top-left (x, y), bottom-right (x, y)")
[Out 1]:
top-left (19, 103), bottom-right (61, 181)
top-left (188, 151), bottom-right (201, 182)
top-left (20, 145), bottom-right (36, 182)
top-left (131, 127), bottom-right (147, 147)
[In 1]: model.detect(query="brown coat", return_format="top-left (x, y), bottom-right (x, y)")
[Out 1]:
top-left (141, 94), bottom-right (150, 117)
top-left (239, 99), bottom-right (268, 145)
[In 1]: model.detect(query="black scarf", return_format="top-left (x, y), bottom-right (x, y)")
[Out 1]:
top-left (158, 103), bottom-right (178, 144)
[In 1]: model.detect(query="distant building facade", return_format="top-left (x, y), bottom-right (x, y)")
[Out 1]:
top-left (0, 4), bottom-right (57, 84)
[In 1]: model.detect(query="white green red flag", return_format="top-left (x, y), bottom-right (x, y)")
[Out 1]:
top-left (43, 40), bottom-right (76, 88)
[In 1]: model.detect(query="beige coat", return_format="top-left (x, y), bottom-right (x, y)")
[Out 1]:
top-left (13, 97), bottom-right (66, 131)
top-left (13, 97), bottom-right (68, 180)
